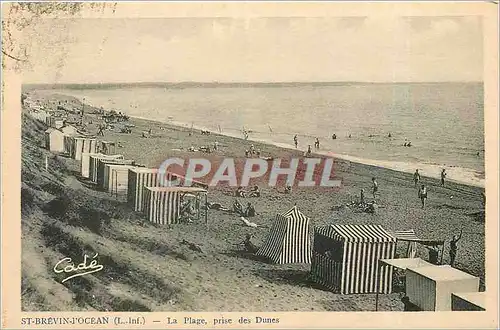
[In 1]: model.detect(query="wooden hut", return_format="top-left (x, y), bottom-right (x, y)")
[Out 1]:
top-left (44, 128), bottom-right (65, 153)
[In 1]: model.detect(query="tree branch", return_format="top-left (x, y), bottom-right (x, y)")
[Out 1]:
top-left (2, 49), bottom-right (27, 62)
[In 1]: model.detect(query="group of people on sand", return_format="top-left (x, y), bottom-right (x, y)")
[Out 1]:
top-left (414, 168), bottom-right (448, 208)
top-left (245, 144), bottom-right (261, 158)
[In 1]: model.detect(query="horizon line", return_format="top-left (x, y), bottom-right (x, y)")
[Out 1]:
top-left (23, 80), bottom-right (483, 86)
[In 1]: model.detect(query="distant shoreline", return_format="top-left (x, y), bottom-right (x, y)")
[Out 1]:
top-left (130, 114), bottom-right (486, 189)
top-left (22, 81), bottom-right (483, 91)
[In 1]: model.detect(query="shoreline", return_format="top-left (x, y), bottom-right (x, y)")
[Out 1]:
top-left (130, 114), bottom-right (485, 189)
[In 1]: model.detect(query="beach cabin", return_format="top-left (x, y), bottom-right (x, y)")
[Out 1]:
top-left (100, 141), bottom-right (117, 155)
top-left (374, 257), bottom-right (433, 311)
top-left (96, 158), bottom-right (135, 188)
top-left (88, 154), bottom-right (126, 183)
top-left (46, 116), bottom-right (65, 129)
top-left (102, 163), bottom-right (137, 194)
top-left (61, 124), bottom-right (78, 136)
top-left (81, 153), bottom-right (122, 179)
top-left (44, 128), bottom-right (65, 153)
top-left (143, 186), bottom-right (208, 225)
top-left (128, 168), bottom-right (161, 212)
top-left (405, 265), bottom-right (480, 311)
top-left (66, 136), bottom-right (98, 161)
top-left (451, 291), bottom-right (486, 311)
top-left (74, 137), bottom-right (97, 161)
top-left (256, 206), bottom-right (312, 264)
top-left (310, 224), bottom-right (396, 294)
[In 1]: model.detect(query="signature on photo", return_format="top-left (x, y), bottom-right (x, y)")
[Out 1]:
top-left (53, 253), bottom-right (104, 283)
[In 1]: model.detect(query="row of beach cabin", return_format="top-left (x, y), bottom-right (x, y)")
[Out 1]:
top-left (34, 111), bottom-right (486, 312)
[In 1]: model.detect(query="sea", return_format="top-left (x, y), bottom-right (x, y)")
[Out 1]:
top-left (47, 83), bottom-right (485, 187)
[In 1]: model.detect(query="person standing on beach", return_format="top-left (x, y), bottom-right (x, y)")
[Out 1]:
top-left (413, 169), bottom-right (421, 187)
top-left (449, 228), bottom-right (463, 267)
top-left (372, 177), bottom-right (378, 199)
top-left (360, 188), bottom-right (365, 205)
top-left (314, 138), bottom-right (320, 149)
top-left (306, 145), bottom-right (312, 157)
top-left (294, 135), bottom-right (298, 148)
top-left (418, 184), bottom-right (427, 208)
top-left (441, 169), bottom-right (447, 186)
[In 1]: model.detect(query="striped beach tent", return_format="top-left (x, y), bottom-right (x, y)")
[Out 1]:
top-left (310, 224), bottom-right (396, 294)
top-left (64, 136), bottom-right (97, 160)
top-left (143, 187), bottom-right (208, 225)
top-left (128, 168), bottom-right (161, 212)
top-left (256, 206), bottom-right (312, 264)
top-left (88, 154), bottom-right (125, 182)
top-left (128, 169), bottom-right (193, 212)
top-left (387, 229), bottom-right (445, 263)
top-left (103, 164), bottom-right (137, 193)
top-left (81, 152), bottom-right (101, 179)
top-left (387, 229), bottom-right (420, 258)
top-left (96, 158), bottom-right (135, 188)
top-left (75, 137), bottom-right (97, 161)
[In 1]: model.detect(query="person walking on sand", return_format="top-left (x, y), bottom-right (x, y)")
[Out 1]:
top-left (314, 138), bottom-right (320, 149)
top-left (440, 169), bottom-right (447, 186)
top-left (293, 135), bottom-right (298, 148)
top-left (360, 188), bottom-right (365, 205)
top-left (418, 184), bottom-right (427, 208)
top-left (413, 169), bottom-right (421, 187)
top-left (372, 177), bottom-right (378, 199)
top-left (306, 145), bottom-right (312, 157)
top-left (449, 228), bottom-right (463, 267)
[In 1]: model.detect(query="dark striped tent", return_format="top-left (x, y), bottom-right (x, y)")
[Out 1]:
top-left (143, 187), bottom-right (208, 225)
top-left (311, 224), bottom-right (396, 294)
top-left (256, 206), bottom-right (312, 264)
top-left (127, 168), bottom-right (161, 212)
top-left (88, 154), bottom-right (125, 183)
top-left (65, 136), bottom-right (97, 161)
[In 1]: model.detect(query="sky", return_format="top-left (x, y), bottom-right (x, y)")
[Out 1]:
top-left (22, 16), bottom-right (483, 83)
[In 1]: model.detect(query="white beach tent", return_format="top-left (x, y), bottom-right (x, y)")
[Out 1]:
top-left (256, 206), bottom-right (312, 264)
top-left (44, 128), bottom-right (65, 153)
top-left (406, 265), bottom-right (480, 311)
top-left (374, 257), bottom-right (433, 311)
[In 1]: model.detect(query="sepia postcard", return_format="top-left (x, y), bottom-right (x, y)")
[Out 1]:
top-left (1, 1), bottom-right (499, 329)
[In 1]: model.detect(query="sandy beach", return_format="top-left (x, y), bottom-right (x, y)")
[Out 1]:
top-left (21, 92), bottom-right (485, 312)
